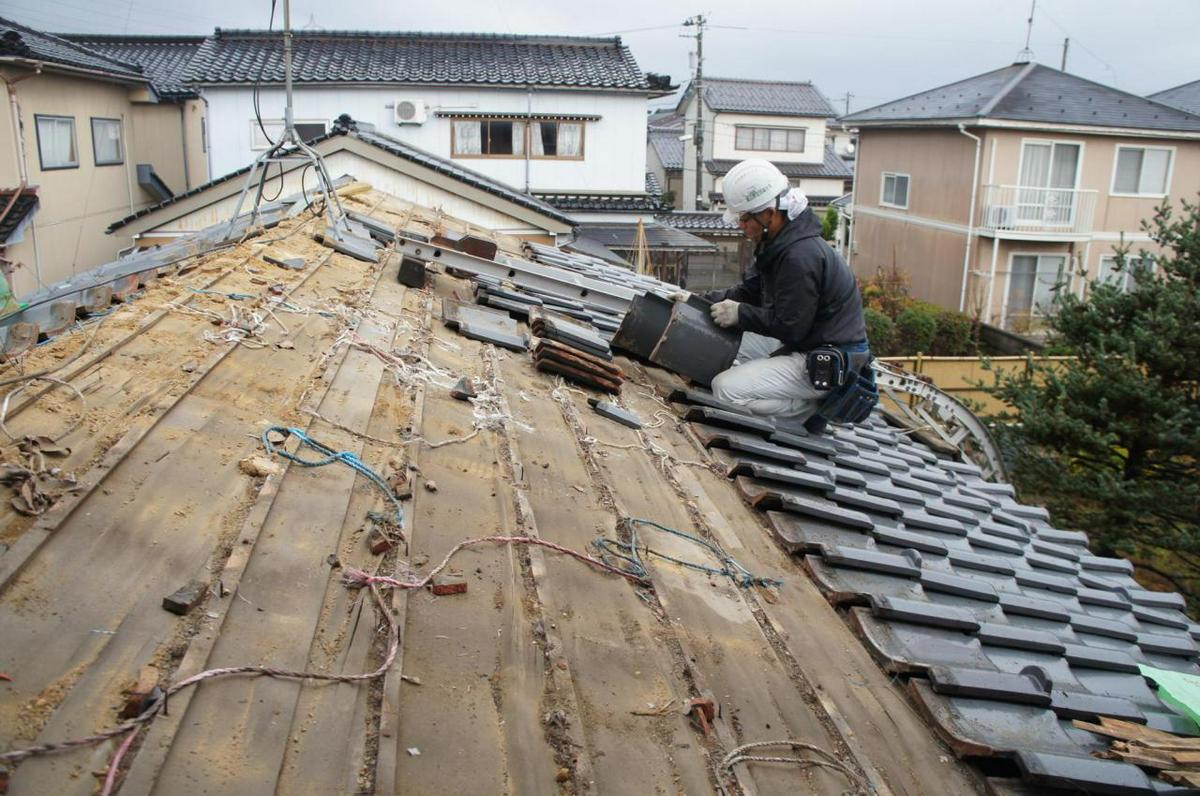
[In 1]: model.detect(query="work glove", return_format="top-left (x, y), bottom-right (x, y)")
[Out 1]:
top-left (670, 290), bottom-right (691, 303)
top-left (710, 299), bottom-right (740, 328)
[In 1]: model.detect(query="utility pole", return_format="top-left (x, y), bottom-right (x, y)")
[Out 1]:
top-left (1061, 37), bottom-right (1069, 71)
top-left (842, 92), bottom-right (854, 117)
top-left (683, 14), bottom-right (706, 211)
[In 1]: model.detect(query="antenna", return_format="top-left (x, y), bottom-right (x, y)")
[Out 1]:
top-left (224, 0), bottom-right (351, 241)
top-left (1016, 0), bottom-right (1036, 62)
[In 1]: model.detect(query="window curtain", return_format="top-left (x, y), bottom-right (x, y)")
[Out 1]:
top-left (557, 123), bottom-right (581, 157)
top-left (1032, 255), bottom-right (1065, 313)
top-left (93, 119), bottom-right (121, 163)
top-left (1018, 143), bottom-right (1051, 221)
top-left (1140, 149), bottom-right (1170, 193)
top-left (530, 122), bottom-right (545, 156)
top-left (38, 117), bottom-right (76, 166)
top-left (454, 121), bottom-right (482, 155)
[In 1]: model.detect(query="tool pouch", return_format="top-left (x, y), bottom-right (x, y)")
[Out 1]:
top-left (809, 347), bottom-right (878, 425)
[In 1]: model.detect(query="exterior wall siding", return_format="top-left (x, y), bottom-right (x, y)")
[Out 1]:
top-left (0, 68), bottom-right (195, 296)
top-left (710, 112), bottom-right (827, 164)
top-left (201, 85), bottom-right (648, 194)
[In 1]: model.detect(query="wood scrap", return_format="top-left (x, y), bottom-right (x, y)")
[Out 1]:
top-left (534, 359), bottom-right (620, 394)
top-left (1075, 715), bottom-right (1200, 785)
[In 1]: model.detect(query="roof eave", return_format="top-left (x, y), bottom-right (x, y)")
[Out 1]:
top-left (0, 56), bottom-right (150, 88)
top-left (191, 79), bottom-right (652, 93)
top-left (848, 116), bottom-right (1200, 139)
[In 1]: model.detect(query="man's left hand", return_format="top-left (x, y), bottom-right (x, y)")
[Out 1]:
top-left (710, 300), bottom-right (740, 328)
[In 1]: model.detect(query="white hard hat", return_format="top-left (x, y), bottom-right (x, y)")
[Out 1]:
top-left (721, 159), bottom-right (789, 224)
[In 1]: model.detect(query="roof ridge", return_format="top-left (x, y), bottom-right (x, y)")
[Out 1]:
top-left (211, 28), bottom-right (622, 46)
top-left (1150, 78), bottom-right (1200, 97)
top-left (59, 33), bottom-right (206, 44)
top-left (703, 76), bottom-right (814, 86)
top-left (976, 61), bottom-right (1038, 117)
top-left (1030, 63), bottom-right (1200, 121)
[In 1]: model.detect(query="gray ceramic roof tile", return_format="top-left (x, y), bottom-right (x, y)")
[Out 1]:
top-left (766, 511), bottom-right (863, 553)
top-left (1026, 552), bottom-right (1079, 575)
top-left (768, 429), bottom-right (842, 457)
top-left (873, 526), bottom-right (950, 556)
top-left (943, 492), bottom-right (994, 513)
top-left (844, 62), bottom-right (1200, 134)
top-left (1132, 606), bottom-right (1190, 631)
top-left (1015, 570), bottom-right (1078, 595)
top-left (925, 500), bottom-right (983, 526)
top-left (958, 486), bottom-right (1004, 508)
top-left (1078, 554), bottom-right (1135, 575)
top-left (853, 610), bottom-right (996, 672)
top-left (927, 666), bottom-right (1051, 706)
top-left (186, 29), bottom-right (653, 90)
top-left (992, 512), bottom-right (1034, 534)
top-left (696, 425), bottom-right (807, 466)
top-left (705, 142), bottom-right (853, 180)
top-left (1013, 749), bottom-right (1154, 794)
top-left (1125, 589), bottom-right (1188, 612)
top-left (1076, 587), bottom-right (1132, 610)
top-left (978, 521), bottom-right (1030, 544)
top-left (892, 473), bottom-right (943, 497)
top-left (902, 509), bottom-right (968, 537)
top-left (739, 461), bottom-right (833, 493)
top-left (829, 467), bottom-right (869, 489)
top-left (0, 16), bottom-right (146, 82)
top-left (1069, 614), bottom-right (1139, 643)
top-left (968, 531), bottom-right (1026, 556)
top-left (863, 480), bottom-right (926, 506)
top-left (1030, 540), bottom-right (1083, 562)
top-left (781, 493), bottom-right (875, 531)
top-left (871, 596), bottom-right (980, 631)
top-left (831, 453), bottom-right (893, 477)
top-left (1034, 528), bottom-right (1089, 546)
top-left (922, 571), bottom-right (1000, 603)
top-left (1138, 632), bottom-right (1199, 659)
top-left (829, 487), bottom-right (905, 518)
top-left (908, 468), bottom-right (958, 488)
top-left (697, 76), bottom-right (836, 116)
top-left (1000, 592), bottom-right (1071, 623)
top-left (683, 406), bottom-right (775, 436)
top-left (948, 550), bottom-right (1017, 576)
top-left (1049, 690), bottom-right (1146, 723)
top-left (1063, 643), bottom-right (1140, 673)
top-left (825, 545), bottom-right (923, 578)
top-left (648, 130), bottom-right (684, 171)
top-left (62, 34), bottom-right (203, 98)
top-left (977, 623), bottom-right (1066, 654)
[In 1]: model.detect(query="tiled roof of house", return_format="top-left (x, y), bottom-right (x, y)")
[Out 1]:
top-left (61, 34), bottom-right (205, 99)
top-left (706, 142), bottom-right (853, 180)
top-left (109, 123), bottom-right (574, 232)
top-left (576, 222), bottom-right (716, 251)
top-left (647, 109), bottom-right (684, 130)
top-left (0, 16), bottom-right (146, 83)
top-left (655, 211), bottom-right (740, 236)
top-left (535, 173), bottom-right (666, 215)
top-left (648, 129), bottom-right (684, 171)
top-left (185, 29), bottom-right (653, 90)
top-left (644, 171), bottom-right (662, 197)
top-left (1149, 79), bottom-right (1200, 115)
top-left (0, 187), bottom-right (38, 244)
top-left (692, 77), bottom-right (837, 117)
top-left (843, 62), bottom-right (1200, 133)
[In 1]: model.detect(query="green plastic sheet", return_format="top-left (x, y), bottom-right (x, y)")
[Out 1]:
top-left (1140, 664), bottom-right (1200, 727)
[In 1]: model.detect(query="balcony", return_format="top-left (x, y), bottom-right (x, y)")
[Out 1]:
top-left (978, 184), bottom-right (1097, 238)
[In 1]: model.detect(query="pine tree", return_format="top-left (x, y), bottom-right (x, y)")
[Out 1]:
top-left (988, 199), bottom-right (1200, 601)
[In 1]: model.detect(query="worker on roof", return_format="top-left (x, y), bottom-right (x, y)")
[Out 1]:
top-left (675, 159), bottom-right (874, 433)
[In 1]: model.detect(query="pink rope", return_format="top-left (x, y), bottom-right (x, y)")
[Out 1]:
top-left (100, 726), bottom-right (140, 796)
top-left (0, 534), bottom-right (646, 772)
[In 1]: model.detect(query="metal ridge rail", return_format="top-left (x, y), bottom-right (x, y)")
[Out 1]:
top-left (392, 234), bottom-right (640, 313)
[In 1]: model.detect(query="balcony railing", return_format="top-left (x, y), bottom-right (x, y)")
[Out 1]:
top-left (978, 184), bottom-right (1097, 236)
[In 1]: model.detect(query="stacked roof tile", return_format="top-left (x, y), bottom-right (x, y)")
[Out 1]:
top-left (185, 29), bottom-right (653, 90)
top-left (61, 34), bottom-right (204, 99)
top-left (667, 387), bottom-right (1200, 793)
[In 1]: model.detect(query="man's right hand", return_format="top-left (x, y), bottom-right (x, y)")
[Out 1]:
top-left (670, 290), bottom-right (691, 303)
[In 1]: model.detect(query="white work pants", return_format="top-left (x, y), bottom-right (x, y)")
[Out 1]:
top-left (710, 352), bottom-right (824, 418)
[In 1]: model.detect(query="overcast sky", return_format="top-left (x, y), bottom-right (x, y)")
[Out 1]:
top-left (4, 0), bottom-right (1196, 113)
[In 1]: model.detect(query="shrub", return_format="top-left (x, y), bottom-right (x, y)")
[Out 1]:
top-left (931, 308), bottom-right (977, 356)
top-left (863, 307), bottom-right (896, 356)
top-left (821, 206), bottom-right (838, 241)
top-left (895, 302), bottom-right (938, 353)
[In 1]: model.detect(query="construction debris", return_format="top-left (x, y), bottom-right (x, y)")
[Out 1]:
top-left (162, 580), bottom-right (208, 616)
top-left (588, 397), bottom-right (642, 429)
top-left (532, 338), bottom-right (622, 394)
top-left (450, 376), bottom-right (477, 401)
top-left (1077, 716), bottom-right (1200, 787)
top-left (120, 665), bottom-right (162, 719)
top-left (430, 574), bottom-right (468, 596)
top-left (238, 455), bottom-right (281, 478)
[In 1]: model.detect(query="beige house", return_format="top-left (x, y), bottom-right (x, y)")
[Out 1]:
top-left (666, 77), bottom-right (852, 213)
top-left (842, 62), bottom-right (1200, 333)
top-left (0, 20), bottom-right (207, 298)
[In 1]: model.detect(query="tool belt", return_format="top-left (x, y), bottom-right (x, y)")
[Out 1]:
top-left (806, 344), bottom-right (878, 425)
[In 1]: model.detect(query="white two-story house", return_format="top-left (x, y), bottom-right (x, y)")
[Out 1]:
top-left (186, 29), bottom-right (670, 219)
top-left (667, 77), bottom-right (852, 213)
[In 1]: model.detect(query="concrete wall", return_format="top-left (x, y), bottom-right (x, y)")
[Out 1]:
top-left (0, 67), bottom-right (198, 297)
top-left (710, 112), bottom-right (827, 164)
top-left (202, 85), bottom-right (649, 194)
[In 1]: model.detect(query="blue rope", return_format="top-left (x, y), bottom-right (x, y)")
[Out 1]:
top-left (261, 426), bottom-right (405, 527)
top-left (593, 517), bottom-right (781, 589)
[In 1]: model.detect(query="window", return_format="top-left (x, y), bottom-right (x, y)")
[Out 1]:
top-left (881, 172), bottom-right (909, 209)
top-left (452, 119), bottom-right (526, 157)
top-left (734, 125), bottom-right (805, 153)
top-left (1112, 146), bottom-right (1173, 196)
top-left (91, 117), bottom-right (123, 165)
top-left (1006, 253), bottom-right (1066, 327)
top-left (1018, 140), bottom-right (1081, 225)
top-left (1096, 254), bottom-right (1155, 292)
top-left (250, 119), bottom-right (328, 150)
top-left (35, 115), bottom-right (78, 170)
top-left (531, 121), bottom-right (583, 158)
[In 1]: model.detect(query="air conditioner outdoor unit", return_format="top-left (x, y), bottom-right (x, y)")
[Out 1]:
top-left (984, 205), bottom-right (1014, 228)
top-left (394, 99), bottom-right (427, 125)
